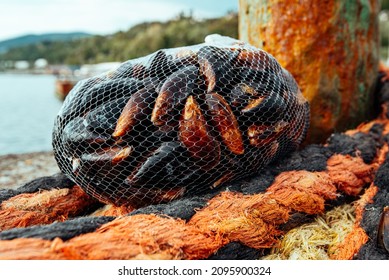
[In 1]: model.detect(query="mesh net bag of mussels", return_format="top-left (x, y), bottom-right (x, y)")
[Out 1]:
top-left (52, 35), bottom-right (310, 206)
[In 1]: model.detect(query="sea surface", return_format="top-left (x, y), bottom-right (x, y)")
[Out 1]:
top-left (0, 73), bottom-right (63, 155)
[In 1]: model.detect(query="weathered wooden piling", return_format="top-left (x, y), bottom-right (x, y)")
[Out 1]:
top-left (239, 0), bottom-right (380, 142)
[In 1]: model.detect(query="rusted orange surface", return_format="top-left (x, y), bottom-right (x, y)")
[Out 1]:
top-left (0, 186), bottom-right (98, 231)
top-left (239, 0), bottom-right (380, 142)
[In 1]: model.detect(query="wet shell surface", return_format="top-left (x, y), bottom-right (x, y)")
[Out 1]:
top-left (52, 35), bottom-right (310, 206)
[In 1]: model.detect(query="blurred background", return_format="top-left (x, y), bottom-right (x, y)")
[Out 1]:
top-left (0, 0), bottom-right (389, 156)
top-left (380, 0), bottom-right (389, 61)
top-left (0, 0), bottom-right (238, 156)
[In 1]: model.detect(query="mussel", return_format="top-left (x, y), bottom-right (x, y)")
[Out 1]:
top-left (52, 38), bottom-right (310, 206)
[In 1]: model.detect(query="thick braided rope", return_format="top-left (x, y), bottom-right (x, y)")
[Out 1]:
top-left (0, 150), bottom-right (379, 259)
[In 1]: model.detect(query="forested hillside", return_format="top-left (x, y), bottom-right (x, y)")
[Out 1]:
top-left (0, 32), bottom-right (92, 53)
top-left (0, 13), bottom-right (238, 65)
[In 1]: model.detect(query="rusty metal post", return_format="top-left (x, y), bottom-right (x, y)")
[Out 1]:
top-left (239, 0), bottom-right (380, 143)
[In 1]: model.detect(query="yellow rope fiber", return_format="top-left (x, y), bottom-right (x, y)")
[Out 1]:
top-left (263, 204), bottom-right (356, 260)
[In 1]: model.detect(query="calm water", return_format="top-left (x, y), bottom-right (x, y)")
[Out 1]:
top-left (0, 74), bottom-right (63, 155)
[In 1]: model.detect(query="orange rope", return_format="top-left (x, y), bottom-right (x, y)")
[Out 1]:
top-left (0, 152), bottom-right (378, 259)
top-left (0, 114), bottom-right (387, 259)
top-left (0, 186), bottom-right (96, 231)
top-left (330, 184), bottom-right (378, 260)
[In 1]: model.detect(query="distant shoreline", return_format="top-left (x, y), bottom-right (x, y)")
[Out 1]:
top-left (0, 151), bottom-right (60, 190)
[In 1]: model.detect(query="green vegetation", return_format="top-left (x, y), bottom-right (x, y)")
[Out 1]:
top-left (381, 1), bottom-right (389, 61)
top-left (0, 32), bottom-right (92, 53)
top-left (0, 13), bottom-right (238, 65)
top-left (383, 0), bottom-right (389, 10)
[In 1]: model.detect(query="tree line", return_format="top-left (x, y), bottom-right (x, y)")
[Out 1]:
top-left (0, 13), bottom-right (238, 66)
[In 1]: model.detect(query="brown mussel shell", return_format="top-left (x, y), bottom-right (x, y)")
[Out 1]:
top-left (179, 95), bottom-right (220, 170)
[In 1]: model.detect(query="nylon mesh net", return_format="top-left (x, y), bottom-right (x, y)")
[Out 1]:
top-left (52, 35), bottom-right (310, 206)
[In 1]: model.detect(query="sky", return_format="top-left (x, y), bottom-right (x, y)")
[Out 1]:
top-left (0, 0), bottom-right (238, 41)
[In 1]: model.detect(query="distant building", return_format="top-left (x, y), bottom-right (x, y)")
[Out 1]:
top-left (0, 60), bottom-right (14, 70)
top-left (34, 58), bottom-right (48, 69)
top-left (48, 65), bottom-right (74, 76)
top-left (75, 62), bottom-right (121, 78)
top-left (14, 60), bottom-right (29, 70)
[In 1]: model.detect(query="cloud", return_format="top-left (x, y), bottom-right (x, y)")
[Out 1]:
top-left (0, 0), bottom-right (238, 40)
